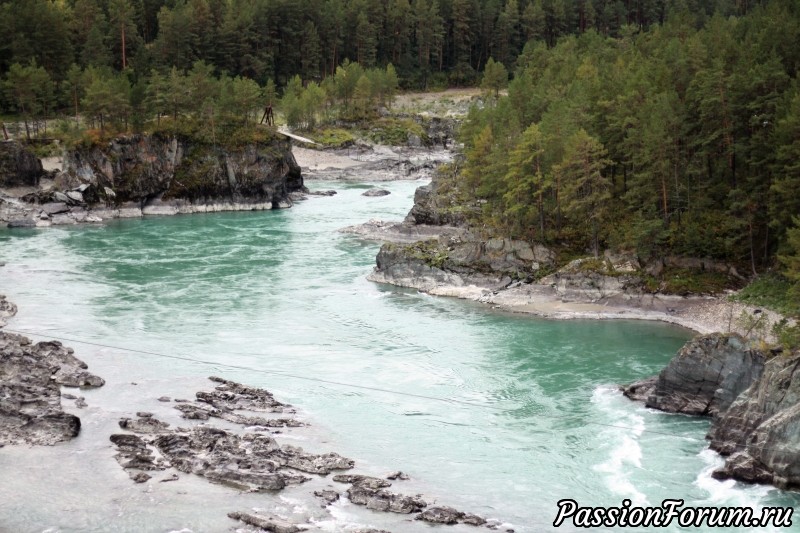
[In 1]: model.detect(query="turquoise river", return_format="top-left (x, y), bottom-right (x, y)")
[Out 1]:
top-left (0, 178), bottom-right (798, 532)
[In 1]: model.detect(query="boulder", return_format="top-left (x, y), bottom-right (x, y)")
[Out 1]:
top-left (41, 202), bottom-right (69, 215)
top-left (362, 188), bottom-right (391, 197)
top-left (7, 218), bottom-right (36, 228)
top-left (65, 191), bottom-right (84, 204)
top-left (227, 511), bottom-right (304, 533)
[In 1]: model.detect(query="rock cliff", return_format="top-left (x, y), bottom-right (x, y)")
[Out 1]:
top-left (0, 141), bottom-right (44, 188)
top-left (624, 333), bottom-right (800, 489)
top-left (1, 133), bottom-right (304, 227)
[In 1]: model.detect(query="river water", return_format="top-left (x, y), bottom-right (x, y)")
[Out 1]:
top-left (0, 179), bottom-right (797, 533)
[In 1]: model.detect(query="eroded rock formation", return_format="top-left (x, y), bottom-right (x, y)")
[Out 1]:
top-left (625, 333), bottom-right (800, 490)
top-left (0, 327), bottom-right (104, 446)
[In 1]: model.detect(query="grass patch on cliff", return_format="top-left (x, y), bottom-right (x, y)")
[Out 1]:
top-left (649, 267), bottom-right (737, 295)
top-left (151, 119), bottom-right (280, 149)
top-left (732, 274), bottom-right (800, 317)
top-left (307, 128), bottom-right (355, 148)
top-left (402, 240), bottom-right (450, 269)
top-left (363, 117), bottom-right (428, 146)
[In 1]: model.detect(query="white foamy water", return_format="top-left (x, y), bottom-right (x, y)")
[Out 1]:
top-left (1, 179), bottom-right (798, 532)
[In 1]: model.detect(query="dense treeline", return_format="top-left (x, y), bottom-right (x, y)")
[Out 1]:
top-left (1, 0), bottom-right (762, 108)
top-left (458, 0), bottom-right (800, 289)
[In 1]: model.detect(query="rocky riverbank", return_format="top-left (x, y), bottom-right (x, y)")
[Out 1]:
top-left (623, 333), bottom-right (800, 490)
top-left (0, 290), bottom-right (506, 531)
top-left (107, 375), bottom-right (502, 530)
top-left (350, 162), bottom-right (800, 493)
top-left (0, 133), bottom-right (305, 227)
top-left (352, 172), bottom-right (785, 339)
top-left (0, 295), bottom-right (104, 447)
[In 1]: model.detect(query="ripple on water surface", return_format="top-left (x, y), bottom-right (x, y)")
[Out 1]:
top-left (1, 180), bottom-right (798, 532)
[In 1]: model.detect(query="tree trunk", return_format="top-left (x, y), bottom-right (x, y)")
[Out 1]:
top-left (121, 23), bottom-right (127, 69)
top-left (749, 218), bottom-right (757, 276)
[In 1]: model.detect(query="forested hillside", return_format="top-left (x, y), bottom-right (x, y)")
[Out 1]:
top-left (0, 1), bottom-right (782, 133)
top-left (1, 0), bottom-right (744, 89)
top-left (2, 0), bottom-right (800, 316)
top-left (451, 0), bottom-right (800, 307)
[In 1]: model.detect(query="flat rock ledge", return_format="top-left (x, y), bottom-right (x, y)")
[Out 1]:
top-left (0, 324), bottom-right (104, 446)
top-left (110, 376), bottom-right (496, 530)
top-left (623, 333), bottom-right (800, 489)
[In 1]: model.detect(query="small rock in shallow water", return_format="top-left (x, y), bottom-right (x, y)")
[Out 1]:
top-left (75, 397), bottom-right (87, 409)
top-left (62, 393), bottom-right (77, 400)
top-left (416, 506), bottom-right (487, 526)
top-left (362, 188), bottom-right (391, 197)
top-left (136, 412), bottom-right (153, 418)
top-left (332, 474), bottom-right (391, 489)
top-left (118, 416), bottom-right (169, 434)
top-left (160, 473), bottom-right (179, 483)
top-left (157, 396), bottom-right (171, 402)
top-left (386, 471), bottom-right (409, 480)
top-left (227, 511), bottom-right (304, 533)
top-left (110, 433), bottom-right (167, 474)
top-left (313, 489), bottom-right (340, 504)
top-left (417, 506), bottom-right (463, 524)
top-left (129, 472), bottom-right (151, 483)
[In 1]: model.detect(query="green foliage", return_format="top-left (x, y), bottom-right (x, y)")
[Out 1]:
top-left (778, 217), bottom-right (800, 310)
top-left (772, 320), bottom-right (800, 351)
top-left (732, 274), bottom-right (800, 317)
top-left (309, 128), bottom-right (355, 148)
top-left (2, 62), bottom-right (53, 138)
top-left (402, 240), bottom-right (450, 269)
top-left (735, 309), bottom-right (769, 342)
top-left (364, 118), bottom-right (426, 146)
top-left (657, 268), bottom-right (738, 296)
top-left (453, 2), bottom-right (800, 274)
top-left (481, 58), bottom-right (508, 98)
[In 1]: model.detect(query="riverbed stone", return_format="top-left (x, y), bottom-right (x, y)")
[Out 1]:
top-left (362, 188), bottom-right (391, 197)
top-left (228, 511), bottom-right (305, 533)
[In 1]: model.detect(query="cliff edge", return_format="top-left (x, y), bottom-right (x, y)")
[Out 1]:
top-left (0, 133), bottom-right (304, 226)
top-left (624, 333), bottom-right (800, 490)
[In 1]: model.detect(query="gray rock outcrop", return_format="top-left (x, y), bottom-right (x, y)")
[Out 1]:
top-left (625, 333), bottom-right (766, 416)
top-left (0, 330), bottom-right (104, 446)
top-left (58, 134), bottom-right (303, 207)
top-left (625, 333), bottom-right (800, 490)
top-left (709, 351), bottom-right (800, 488)
top-left (0, 141), bottom-right (45, 188)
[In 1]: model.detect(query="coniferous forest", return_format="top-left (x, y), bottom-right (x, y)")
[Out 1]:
top-left (1, 0), bottom-right (800, 315)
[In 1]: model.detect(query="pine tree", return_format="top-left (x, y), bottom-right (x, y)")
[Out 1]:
top-left (557, 129), bottom-right (612, 257)
top-left (503, 123), bottom-right (548, 238)
top-left (481, 57), bottom-right (508, 98)
top-left (301, 21), bottom-right (322, 81)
